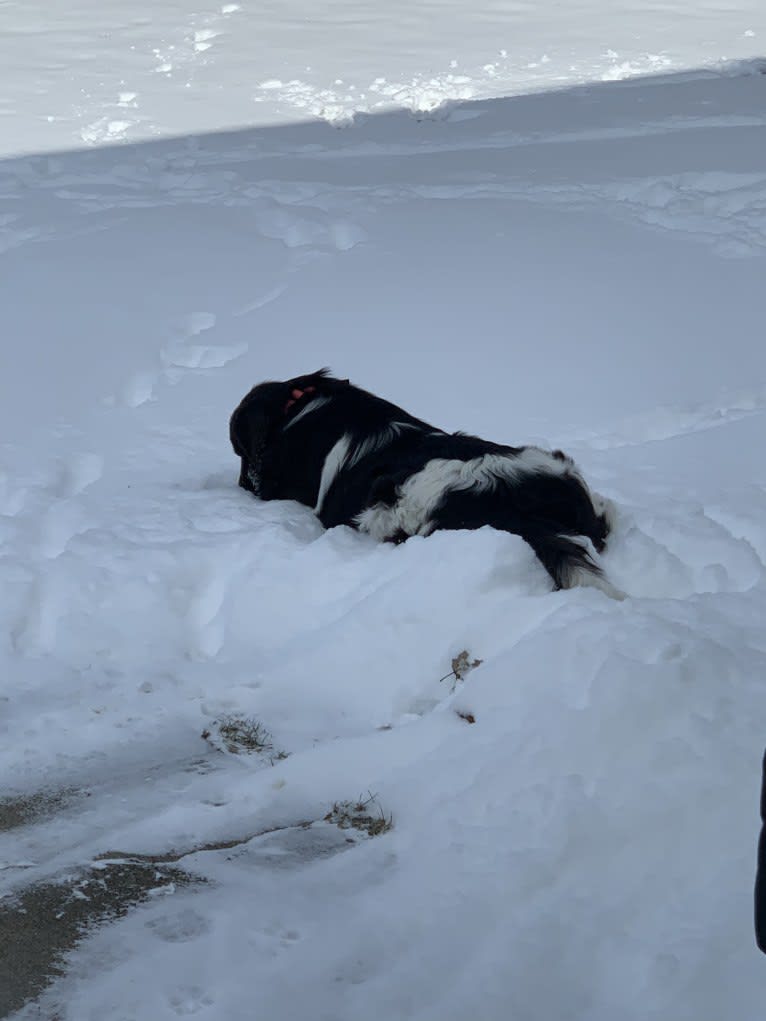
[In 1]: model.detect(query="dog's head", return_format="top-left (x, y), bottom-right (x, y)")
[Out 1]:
top-left (230, 368), bottom-right (348, 498)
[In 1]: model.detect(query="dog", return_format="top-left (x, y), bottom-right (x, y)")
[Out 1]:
top-left (230, 369), bottom-right (621, 596)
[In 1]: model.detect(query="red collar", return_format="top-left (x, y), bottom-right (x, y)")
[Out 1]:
top-left (284, 385), bottom-right (316, 413)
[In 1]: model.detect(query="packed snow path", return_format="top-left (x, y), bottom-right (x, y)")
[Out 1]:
top-left (1, 39), bottom-right (765, 1021)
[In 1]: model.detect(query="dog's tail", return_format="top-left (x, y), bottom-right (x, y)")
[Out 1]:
top-left (522, 528), bottom-right (625, 600)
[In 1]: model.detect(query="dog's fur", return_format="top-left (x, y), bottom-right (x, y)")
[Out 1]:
top-left (230, 369), bottom-right (621, 595)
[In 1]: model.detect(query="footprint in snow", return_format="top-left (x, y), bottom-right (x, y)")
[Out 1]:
top-left (0, 471), bottom-right (26, 516)
top-left (162, 342), bottom-right (248, 371)
top-left (121, 370), bottom-right (157, 408)
top-left (162, 311), bottom-right (248, 373)
top-left (168, 985), bottom-right (215, 1015)
top-left (57, 452), bottom-right (103, 498)
top-left (113, 311), bottom-right (248, 409)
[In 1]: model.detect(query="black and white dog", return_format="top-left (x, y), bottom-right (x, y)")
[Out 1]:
top-left (230, 369), bottom-right (621, 596)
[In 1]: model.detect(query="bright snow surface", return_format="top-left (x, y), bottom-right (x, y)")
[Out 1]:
top-left (1, 2), bottom-right (766, 1018)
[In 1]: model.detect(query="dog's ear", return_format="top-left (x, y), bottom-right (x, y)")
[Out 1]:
top-left (230, 384), bottom-right (285, 457)
top-left (229, 406), bottom-right (246, 457)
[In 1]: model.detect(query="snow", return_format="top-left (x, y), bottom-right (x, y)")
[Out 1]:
top-left (3, 0), bottom-right (766, 153)
top-left (1, 1), bottom-right (766, 1018)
